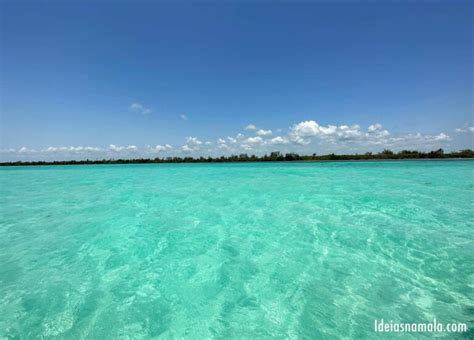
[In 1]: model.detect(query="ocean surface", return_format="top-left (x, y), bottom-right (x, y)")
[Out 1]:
top-left (0, 161), bottom-right (473, 339)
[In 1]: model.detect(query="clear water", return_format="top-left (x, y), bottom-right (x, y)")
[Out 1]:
top-left (0, 161), bottom-right (473, 338)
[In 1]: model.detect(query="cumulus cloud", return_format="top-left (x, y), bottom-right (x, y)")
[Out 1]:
top-left (455, 126), bottom-right (474, 133)
top-left (109, 144), bottom-right (138, 152)
top-left (368, 123), bottom-right (382, 132)
top-left (290, 120), bottom-right (391, 145)
top-left (180, 114), bottom-right (188, 121)
top-left (286, 120), bottom-right (454, 151)
top-left (244, 136), bottom-right (264, 145)
top-left (409, 132), bottom-right (452, 142)
top-left (109, 144), bottom-right (123, 152)
top-left (2, 119), bottom-right (457, 161)
top-left (186, 137), bottom-right (202, 145)
top-left (433, 133), bottom-right (451, 141)
top-left (148, 145), bottom-right (169, 152)
top-left (19, 146), bottom-right (31, 153)
top-left (290, 121), bottom-right (356, 139)
top-left (269, 136), bottom-right (289, 145)
top-left (45, 146), bottom-right (100, 153)
top-left (216, 138), bottom-right (229, 149)
top-left (290, 120), bottom-right (339, 144)
top-left (236, 136), bottom-right (264, 152)
top-left (256, 129), bottom-right (272, 136)
top-left (367, 124), bottom-right (390, 138)
top-left (130, 102), bottom-right (151, 115)
top-left (182, 136), bottom-right (203, 152)
top-left (156, 146), bottom-right (167, 152)
top-left (335, 125), bottom-right (362, 140)
top-left (245, 124), bottom-right (257, 130)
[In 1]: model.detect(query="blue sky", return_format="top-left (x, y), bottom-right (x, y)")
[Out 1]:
top-left (1, 0), bottom-right (472, 160)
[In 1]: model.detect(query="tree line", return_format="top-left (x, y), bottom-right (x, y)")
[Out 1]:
top-left (1, 149), bottom-right (473, 166)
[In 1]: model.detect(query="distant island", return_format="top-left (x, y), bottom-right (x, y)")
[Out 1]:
top-left (1, 149), bottom-right (473, 166)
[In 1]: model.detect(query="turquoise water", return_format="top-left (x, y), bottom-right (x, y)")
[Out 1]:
top-left (0, 161), bottom-right (473, 338)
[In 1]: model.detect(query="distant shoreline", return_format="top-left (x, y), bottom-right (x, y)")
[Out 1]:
top-left (1, 158), bottom-right (473, 168)
top-left (1, 149), bottom-right (473, 167)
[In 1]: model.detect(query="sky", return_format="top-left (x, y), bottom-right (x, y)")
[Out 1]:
top-left (1, 0), bottom-right (472, 161)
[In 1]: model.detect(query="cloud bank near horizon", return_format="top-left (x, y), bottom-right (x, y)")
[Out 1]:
top-left (1, 120), bottom-right (471, 161)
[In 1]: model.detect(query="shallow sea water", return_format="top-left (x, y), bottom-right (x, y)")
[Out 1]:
top-left (0, 161), bottom-right (473, 338)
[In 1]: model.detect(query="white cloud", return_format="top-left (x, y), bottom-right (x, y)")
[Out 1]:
top-left (149, 145), bottom-right (167, 152)
top-left (186, 137), bottom-right (202, 145)
top-left (269, 136), bottom-right (289, 145)
top-left (109, 144), bottom-right (138, 152)
top-left (432, 133), bottom-right (451, 142)
top-left (290, 120), bottom-right (321, 137)
top-left (334, 125), bottom-right (362, 140)
top-left (180, 114), bottom-right (188, 121)
top-left (455, 126), bottom-right (474, 133)
top-left (45, 146), bottom-right (100, 153)
top-left (181, 145), bottom-right (192, 152)
top-left (289, 120), bottom-right (331, 144)
top-left (286, 120), bottom-right (453, 151)
top-left (239, 136), bottom-right (263, 151)
top-left (2, 119), bottom-right (458, 162)
top-left (367, 124), bottom-right (390, 138)
top-left (130, 102), bottom-right (151, 115)
top-left (290, 120), bottom-right (387, 144)
top-left (291, 121), bottom-right (361, 139)
top-left (109, 144), bottom-right (123, 152)
top-left (156, 146), bottom-right (167, 152)
top-left (244, 136), bottom-right (264, 145)
top-left (368, 123), bottom-right (383, 132)
top-left (245, 124), bottom-right (257, 130)
top-left (181, 136), bottom-right (203, 152)
top-left (289, 120), bottom-right (349, 143)
top-left (256, 129), bottom-right (272, 136)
